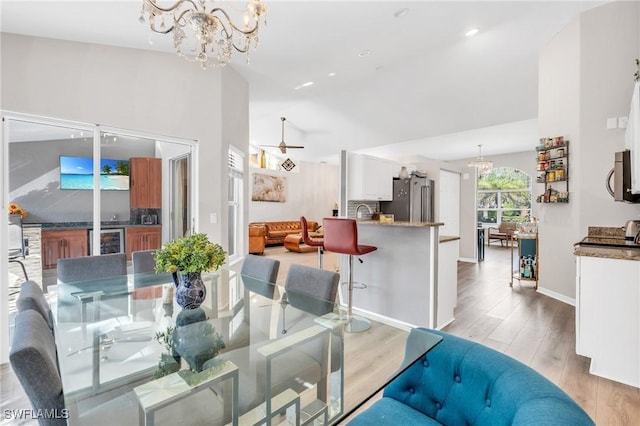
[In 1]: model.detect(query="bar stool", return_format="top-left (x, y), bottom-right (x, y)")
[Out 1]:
top-left (301, 216), bottom-right (324, 269)
top-left (322, 218), bottom-right (377, 332)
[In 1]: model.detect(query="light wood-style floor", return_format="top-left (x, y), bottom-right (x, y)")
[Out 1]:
top-left (2, 244), bottom-right (639, 425)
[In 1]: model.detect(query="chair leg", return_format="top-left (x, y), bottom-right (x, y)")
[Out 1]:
top-left (344, 254), bottom-right (371, 333)
top-left (9, 259), bottom-right (28, 281)
top-left (317, 247), bottom-right (324, 269)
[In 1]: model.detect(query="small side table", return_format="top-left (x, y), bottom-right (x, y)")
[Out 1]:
top-left (134, 361), bottom-right (239, 426)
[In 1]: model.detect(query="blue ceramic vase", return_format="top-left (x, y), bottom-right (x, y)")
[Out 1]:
top-left (173, 271), bottom-right (206, 309)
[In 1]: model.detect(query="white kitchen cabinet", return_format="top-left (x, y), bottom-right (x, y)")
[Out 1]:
top-left (575, 255), bottom-right (639, 388)
top-left (348, 153), bottom-right (393, 201)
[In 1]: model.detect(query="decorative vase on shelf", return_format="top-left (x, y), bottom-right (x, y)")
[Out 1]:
top-left (398, 166), bottom-right (410, 179)
top-left (173, 271), bottom-right (206, 309)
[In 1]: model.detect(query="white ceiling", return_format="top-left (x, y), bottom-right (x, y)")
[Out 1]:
top-left (1, 0), bottom-right (605, 164)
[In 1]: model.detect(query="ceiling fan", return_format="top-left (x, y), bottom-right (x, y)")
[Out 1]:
top-left (261, 117), bottom-right (304, 154)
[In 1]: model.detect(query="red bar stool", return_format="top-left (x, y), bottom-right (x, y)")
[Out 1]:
top-left (301, 216), bottom-right (324, 269)
top-left (322, 218), bottom-right (377, 332)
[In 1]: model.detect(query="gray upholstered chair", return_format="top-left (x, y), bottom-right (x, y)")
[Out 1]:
top-left (57, 253), bottom-right (127, 283)
top-left (132, 249), bottom-right (157, 273)
top-left (56, 253), bottom-right (128, 322)
top-left (16, 280), bottom-right (54, 331)
top-left (208, 264), bottom-right (341, 423)
top-left (240, 254), bottom-right (280, 299)
top-left (284, 264), bottom-right (339, 317)
top-left (10, 310), bottom-right (66, 426)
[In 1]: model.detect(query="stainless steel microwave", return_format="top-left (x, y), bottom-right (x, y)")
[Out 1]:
top-left (607, 150), bottom-right (640, 203)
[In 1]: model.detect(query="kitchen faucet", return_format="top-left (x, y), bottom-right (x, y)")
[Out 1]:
top-left (355, 203), bottom-right (373, 219)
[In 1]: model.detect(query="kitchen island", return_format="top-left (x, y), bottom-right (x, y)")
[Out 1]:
top-left (336, 220), bottom-right (452, 329)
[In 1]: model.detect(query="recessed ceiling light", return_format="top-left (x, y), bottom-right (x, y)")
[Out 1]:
top-left (328, 72), bottom-right (336, 77)
top-left (394, 8), bottom-right (409, 18)
top-left (294, 81), bottom-right (315, 90)
top-left (465, 28), bottom-right (480, 37)
top-left (358, 50), bottom-right (371, 57)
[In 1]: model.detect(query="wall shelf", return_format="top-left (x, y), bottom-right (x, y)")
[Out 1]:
top-left (536, 139), bottom-right (569, 203)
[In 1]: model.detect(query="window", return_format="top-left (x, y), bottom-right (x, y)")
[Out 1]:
top-left (477, 167), bottom-right (531, 225)
top-left (228, 147), bottom-right (244, 261)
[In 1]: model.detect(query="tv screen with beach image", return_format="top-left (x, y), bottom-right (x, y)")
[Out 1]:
top-left (60, 156), bottom-right (130, 190)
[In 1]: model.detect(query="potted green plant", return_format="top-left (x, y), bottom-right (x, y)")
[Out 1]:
top-left (154, 233), bottom-right (226, 309)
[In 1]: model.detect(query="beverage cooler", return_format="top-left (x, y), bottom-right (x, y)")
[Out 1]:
top-left (89, 228), bottom-right (125, 255)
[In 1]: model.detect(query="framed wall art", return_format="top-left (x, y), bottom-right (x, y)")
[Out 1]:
top-left (252, 173), bottom-right (287, 202)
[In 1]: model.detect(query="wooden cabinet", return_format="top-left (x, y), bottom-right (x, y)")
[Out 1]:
top-left (41, 229), bottom-right (88, 269)
top-left (126, 226), bottom-right (162, 261)
top-left (348, 153), bottom-right (394, 201)
top-left (130, 157), bottom-right (162, 208)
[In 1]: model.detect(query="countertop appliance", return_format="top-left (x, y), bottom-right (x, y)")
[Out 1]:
top-left (624, 220), bottom-right (640, 241)
top-left (606, 150), bottom-right (640, 203)
top-left (380, 177), bottom-right (434, 222)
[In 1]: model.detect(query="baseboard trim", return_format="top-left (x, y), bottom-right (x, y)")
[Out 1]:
top-left (536, 286), bottom-right (576, 306)
top-left (459, 257), bottom-right (477, 263)
top-left (345, 305), bottom-right (415, 332)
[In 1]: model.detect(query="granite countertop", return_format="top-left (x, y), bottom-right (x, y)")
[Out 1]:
top-left (26, 222), bottom-right (160, 230)
top-left (439, 235), bottom-right (460, 243)
top-left (574, 226), bottom-right (640, 261)
top-left (356, 220), bottom-right (445, 228)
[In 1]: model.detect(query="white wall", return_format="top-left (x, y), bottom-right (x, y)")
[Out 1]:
top-left (248, 161), bottom-right (339, 223)
top-left (0, 34), bottom-right (249, 362)
top-left (538, 0), bottom-right (640, 302)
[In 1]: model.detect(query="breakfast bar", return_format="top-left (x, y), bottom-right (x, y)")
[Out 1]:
top-left (337, 220), bottom-right (447, 329)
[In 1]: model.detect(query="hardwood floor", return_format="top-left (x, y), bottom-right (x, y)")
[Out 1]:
top-left (444, 245), bottom-right (640, 425)
top-left (2, 244), bottom-right (639, 425)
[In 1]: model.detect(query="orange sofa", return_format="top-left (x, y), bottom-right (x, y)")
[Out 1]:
top-left (249, 220), bottom-right (320, 248)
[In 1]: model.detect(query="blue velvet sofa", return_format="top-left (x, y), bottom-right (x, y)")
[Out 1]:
top-left (348, 328), bottom-right (594, 425)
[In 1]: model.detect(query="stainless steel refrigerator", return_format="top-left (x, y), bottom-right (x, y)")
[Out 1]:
top-left (380, 177), bottom-right (434, 222)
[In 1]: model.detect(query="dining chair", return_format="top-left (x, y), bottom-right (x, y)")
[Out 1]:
top-left (240, 254), bottom-right (280, 299)
top-left (56, 253), bottom-right (128, 322)
top-left (10, 310), bottom-right (67, 426)
top-left (132, 249), bottom-right (157, 273)
top-left (8, 214), bottom-right (29, 281)
top-left (16, 280), bottom-right (54, 332)
top-left (207, 264), bottom-right (341, 424)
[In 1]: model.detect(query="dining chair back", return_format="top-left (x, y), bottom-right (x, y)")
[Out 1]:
top-left (16, 280), bottom-right (54, 331)
top-left (10, 310), bottom-right (66, 426)
top-left (132, 249), bottom-right (157, 273)
top-left (240, 254), bottom-right (280, 299)
top-left (56, 253), bottom-right (128, 322)
top-left (284, 263), bottom-right (339, 317)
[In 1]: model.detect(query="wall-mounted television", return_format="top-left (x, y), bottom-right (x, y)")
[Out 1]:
top-left (60, 156), bottom-right (130, 190)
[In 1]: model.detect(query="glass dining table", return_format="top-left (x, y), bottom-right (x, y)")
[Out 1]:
top-left (48, 266), bottom-right (441, 426)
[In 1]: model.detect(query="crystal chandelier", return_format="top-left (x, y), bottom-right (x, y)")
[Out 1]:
top-left (139, 0), bottom-right (268, 69)
top-left (468, 144), bottom-right (493, 173)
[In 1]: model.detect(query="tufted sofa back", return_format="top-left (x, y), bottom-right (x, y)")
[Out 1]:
top-left (383, 328), bottom-right (594, 426)
top-left (265, 221), bottom-right (319, 233)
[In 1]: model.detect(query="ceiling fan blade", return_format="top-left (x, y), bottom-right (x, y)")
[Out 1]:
top-left (285, 145), bottom-right (304, 149)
